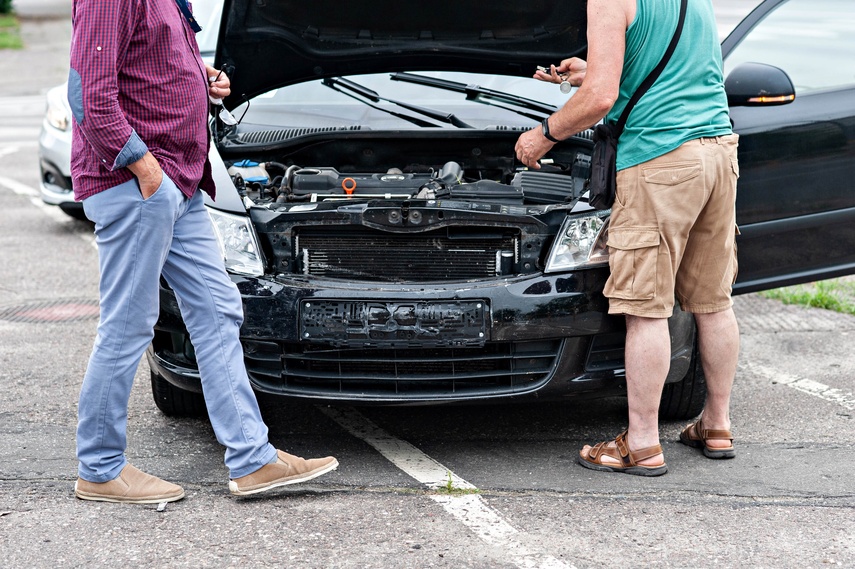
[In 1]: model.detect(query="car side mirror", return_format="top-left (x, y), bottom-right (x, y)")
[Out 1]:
top-left (725, 62), bottom-right (796, 107)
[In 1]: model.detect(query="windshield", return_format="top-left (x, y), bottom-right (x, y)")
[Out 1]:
top-left (231, 72), bottom-right (575, 131)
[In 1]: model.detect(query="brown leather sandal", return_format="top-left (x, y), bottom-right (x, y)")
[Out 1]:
top-left (577, 430), bottom-right (668, 477)
top-left (679, 418), bottom-right (735, 459)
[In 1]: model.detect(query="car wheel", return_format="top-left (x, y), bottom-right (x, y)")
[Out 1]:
top-left (150, 370), bottom-right (207, 417)
top-left (63, 207), bottom-right (90, 222)
top-left (659, 337), bottom-right (707, 420)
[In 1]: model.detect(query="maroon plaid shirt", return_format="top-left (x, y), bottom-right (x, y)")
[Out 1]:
top-left (69, 0), bottom-right (215, 201)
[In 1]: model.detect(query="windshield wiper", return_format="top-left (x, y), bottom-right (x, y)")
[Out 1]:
top-left (390, 72), bottom-right (557, 122)
top-left (322, 76), bottom-right (473, 128)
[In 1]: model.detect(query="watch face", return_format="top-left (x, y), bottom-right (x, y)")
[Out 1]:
top-left (560, 81), bottom-right (573, 94)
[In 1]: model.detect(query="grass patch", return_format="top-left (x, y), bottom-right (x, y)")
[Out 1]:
top-left (760, 278), bottom-right (855, 315)
top-left (431, 470), bottom-right (481, 496)
top-left (0, 13), bottom-right (23, 50)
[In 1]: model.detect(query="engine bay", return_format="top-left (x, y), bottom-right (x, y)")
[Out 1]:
top-left (220, 133), bottom-right (593, 211)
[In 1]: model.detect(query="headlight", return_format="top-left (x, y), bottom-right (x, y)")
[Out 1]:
top-left (544, 212), bottom-right (610, 273)
top-left (45, 88), bottom-right (70, 132)
top-left (206, 208), bottom-right (264, 276)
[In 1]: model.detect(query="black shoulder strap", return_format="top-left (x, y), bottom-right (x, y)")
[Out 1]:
top-left (615, 0), bottom-right (687, 133)
top-left (174, 0), bottom-right (202, 33)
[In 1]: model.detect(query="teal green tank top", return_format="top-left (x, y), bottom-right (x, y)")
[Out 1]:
top-left (608, 0), bottom-right (732, 171)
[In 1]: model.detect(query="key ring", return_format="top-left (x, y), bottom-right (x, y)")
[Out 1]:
top-left (537, 65), bottom-right (573, 94)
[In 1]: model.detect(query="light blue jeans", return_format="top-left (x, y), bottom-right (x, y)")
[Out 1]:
top-left (77, 175), bottom-right (277, 482)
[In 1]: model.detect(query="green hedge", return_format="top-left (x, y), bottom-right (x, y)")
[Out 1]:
top-left (0, 0), bottom-right (13, 16)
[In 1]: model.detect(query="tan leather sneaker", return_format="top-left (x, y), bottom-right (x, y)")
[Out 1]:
top-left (74, 464), bottom-right (185, 504)
top-left (229, 449), bottom-right (339, 496)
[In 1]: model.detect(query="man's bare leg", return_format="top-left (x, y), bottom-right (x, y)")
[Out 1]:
top-left (580, 314), bottom-right (670, 467)
top-left (624, 315), bottom-right (670, 464)
top-left (693, 307), bottom-right (740, 450)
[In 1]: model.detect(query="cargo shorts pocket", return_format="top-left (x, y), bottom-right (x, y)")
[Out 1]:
top-left (606, 227), bottom-right (660, 300)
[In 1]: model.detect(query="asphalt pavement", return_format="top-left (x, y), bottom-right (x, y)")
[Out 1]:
top-left (0, 1), bottom-right (71, 97)
top-left (0, 2), bottom-right (852, 568)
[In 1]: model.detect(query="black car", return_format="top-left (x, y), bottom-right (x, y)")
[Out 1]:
top-left (147, 0), bottom-right (855, 419)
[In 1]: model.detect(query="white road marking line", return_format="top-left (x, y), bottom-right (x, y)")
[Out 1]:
top-left (28, 195), bottom-right (75, 225)
top-left (0, 175), bottom-right (97, 250)
top-left (744, 363), bottom-right (855, 411)
top-left (0, 128), bottom-right (41, 140)
top-left (320, 405), bottom-right (476, 490)
top-left (0, 174), bottom-right (38, 196)
top-left (0, 146), bottom-right (21, 159)
top-left (432, 494), bottom-right (571, 569)
top-left (0, 94), bottom-right (48, 107)
top-left (319, 406), bottom-right (574, 569)
top-left (0, 141), bottom-right (39, 148)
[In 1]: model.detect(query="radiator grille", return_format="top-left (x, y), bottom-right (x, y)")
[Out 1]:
top-left (296, 227), bottom-right (518, 282)
top-left (244, 339), bottom-right (561, 400)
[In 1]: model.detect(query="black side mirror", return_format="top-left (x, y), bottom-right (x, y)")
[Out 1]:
top-left (725, 62), bottom-right (796, 107)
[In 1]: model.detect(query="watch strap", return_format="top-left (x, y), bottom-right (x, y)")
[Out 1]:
top-left (541, 117), bottom-right (560, 143)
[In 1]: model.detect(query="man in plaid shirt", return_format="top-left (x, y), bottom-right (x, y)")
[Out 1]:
top-left (69, 0), bottom-right (338, 503)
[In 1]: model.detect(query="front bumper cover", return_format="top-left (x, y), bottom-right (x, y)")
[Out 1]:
top-left (147, 268), bottom-right (696, 404)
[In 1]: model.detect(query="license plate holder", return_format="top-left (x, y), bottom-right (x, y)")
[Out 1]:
top-left (300, 300), bottom-right (488, 347)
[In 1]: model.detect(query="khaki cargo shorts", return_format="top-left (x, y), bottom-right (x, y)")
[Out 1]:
top-left (604, 134), bottom-right (740, 318)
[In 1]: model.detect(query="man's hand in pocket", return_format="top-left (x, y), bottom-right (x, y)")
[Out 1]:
top-left (128, 152), bottom-right (163, 199)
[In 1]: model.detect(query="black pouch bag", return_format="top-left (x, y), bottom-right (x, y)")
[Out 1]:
top-left (588, 122), bottom-right (619, 210)
top-left (585, 0), bottom-right (687, 211)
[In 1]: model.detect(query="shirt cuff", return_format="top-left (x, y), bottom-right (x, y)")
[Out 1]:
top-left (112, 130), bottom-right (149, 170)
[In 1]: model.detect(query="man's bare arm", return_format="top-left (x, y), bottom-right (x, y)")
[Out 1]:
top-left (546, 0), bottom-right (629, 139)
top-left (515, 0), bottom-right (632, 168)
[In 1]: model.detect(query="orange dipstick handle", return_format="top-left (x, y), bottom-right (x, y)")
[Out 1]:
top-left (342, 177), bottom-right (356, 195)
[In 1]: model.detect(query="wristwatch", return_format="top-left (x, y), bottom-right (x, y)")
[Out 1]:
top-left (541, 117), bottom-right (560, 143)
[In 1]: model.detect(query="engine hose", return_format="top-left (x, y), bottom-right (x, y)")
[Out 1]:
top-left (275, 164), bottom-right (301, 203)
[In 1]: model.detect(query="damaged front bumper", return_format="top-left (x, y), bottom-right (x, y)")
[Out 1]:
top-left (147, 268), bottom-right (697, 404)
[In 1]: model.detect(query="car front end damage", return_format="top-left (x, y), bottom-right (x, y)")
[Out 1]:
top-left (146, 129), bottom-right (701, 412)
top-left (150, 265), bottom-right (697, 405)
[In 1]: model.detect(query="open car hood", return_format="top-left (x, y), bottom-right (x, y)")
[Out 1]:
top-left (215, 0), bottom-right (588, 109)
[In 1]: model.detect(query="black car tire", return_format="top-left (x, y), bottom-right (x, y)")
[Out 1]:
top-left (150, 371), bottom-right (207, 417)
top-left (659, 338), bottom-right (707, 420)
top-left (61, 206), bottom-right (90, 222)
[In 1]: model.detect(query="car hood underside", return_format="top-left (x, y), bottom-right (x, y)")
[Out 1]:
top-left (216, 0), bottom-right (588, 107)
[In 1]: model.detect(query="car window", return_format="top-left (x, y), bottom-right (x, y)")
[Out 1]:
top-left (724, 0), bottom-right (855, 94)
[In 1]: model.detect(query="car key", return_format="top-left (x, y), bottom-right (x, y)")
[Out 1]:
top-left (537, 65), bottom-right (573, 94)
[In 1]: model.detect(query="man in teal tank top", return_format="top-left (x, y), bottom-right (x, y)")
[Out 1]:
top-left (515, 0), bottom-right (740, 475)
